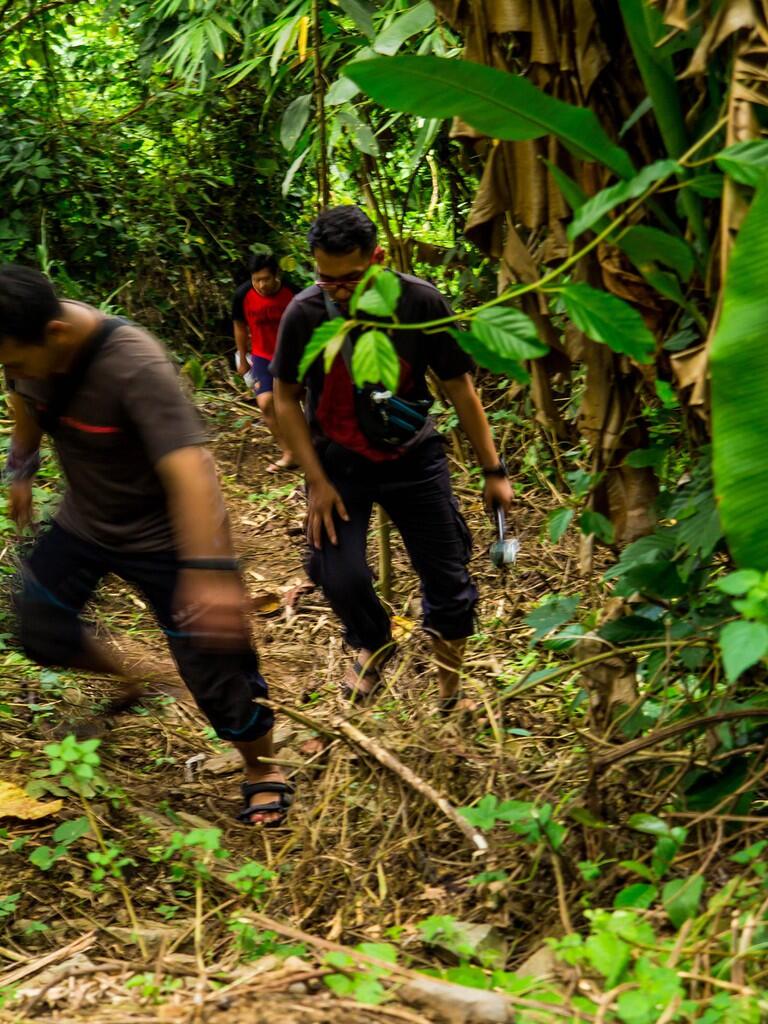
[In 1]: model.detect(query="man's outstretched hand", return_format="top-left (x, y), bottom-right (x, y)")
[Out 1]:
top-left (173, 569), bottom-right (251, 649)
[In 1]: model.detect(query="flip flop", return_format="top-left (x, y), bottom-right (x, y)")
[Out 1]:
top-left (438, 690), bottom-right (462, 717)
top-left (237, 781), bottom-right (295, 827)
top-left (265, 461), bottom-right (299, 474)
top-left (342, 645), bottom-right (397, 705)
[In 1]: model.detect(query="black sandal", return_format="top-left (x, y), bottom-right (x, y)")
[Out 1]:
top-left (438, 691), bottom-right (461, 717)
top-left (237, 781), bottom-right (295, 827)
top-left (341, 645), bottom-right (397, 705)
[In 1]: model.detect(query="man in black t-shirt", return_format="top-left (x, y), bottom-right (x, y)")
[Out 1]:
top-left (272, 206), bottom-right (513, 708)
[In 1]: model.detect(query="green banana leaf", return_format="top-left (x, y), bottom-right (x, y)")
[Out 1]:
top-left (345, 55), bottom-right (634, 179)
top-left (711, 182), bottom-right (768, 569)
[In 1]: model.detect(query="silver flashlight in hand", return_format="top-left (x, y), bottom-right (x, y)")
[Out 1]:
top-left (490, 502), bottom-right (519, 568)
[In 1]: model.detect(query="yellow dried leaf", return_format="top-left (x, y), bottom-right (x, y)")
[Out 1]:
top-left (297, 15), bottom-right (309, 63)
top-left (250, 591), bottom-right (283, 616)
top-left (391, 615), bottom-right (416, 640)
top-left (0, 781), bottom-right (62, 820)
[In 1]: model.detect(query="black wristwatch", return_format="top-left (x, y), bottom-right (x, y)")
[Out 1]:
top-left (481, 458), bottom-right (508, 479)
top-left (177, 557), bottom-right (240, 571)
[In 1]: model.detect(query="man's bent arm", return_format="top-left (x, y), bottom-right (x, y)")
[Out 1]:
top-left (6, 391), bottom-right (43, 483)
top-left (441, 373), bottom-right (502, 469)
top-left (441, 373), bottom-right (514, 512)
top-left (156, 445), bottom-right (234, 560)
top-left (233, 321), bottom-right (249, 372)
top-left (8, 391), bottom-right (42, 459)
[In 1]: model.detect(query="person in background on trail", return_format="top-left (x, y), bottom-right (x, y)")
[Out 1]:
top-left (232, 252), bottom-right (296, 473)
top-left (272, 206), bottom-right (514, 710)
top-left (0, 265), bottom-right (293, 827)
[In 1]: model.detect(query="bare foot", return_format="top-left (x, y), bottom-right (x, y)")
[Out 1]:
top-left (266, 454), bottom-right (298, 473)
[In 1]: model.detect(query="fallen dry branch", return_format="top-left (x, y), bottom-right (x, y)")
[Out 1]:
top-left (593, 709), bottom-right (768, 769)
top-left (0, 931), bottom-right (96, 988)
top-left (263, 698), bottom-right (489, 853)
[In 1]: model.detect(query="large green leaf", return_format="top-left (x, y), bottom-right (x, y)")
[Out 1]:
top-left (711, 183), bottom-right (768, 569)
top-left (298, 318), bottom-right (348, 380)
top-left (715, 140), bottom-right (768, 188)
top-left (618, 0), bottom-right (706, 248)
top-left (356, 270), bottom-right (401, 316)
top-left (620, 225), bottom-right (694, 282)
top-left (719, 620), bottom-right (768, 682)
top-left (449, 329), bottom-right (531, 383)
top-left (568, 160), bottom-right (678, 240)
top-left (471, 307), bottom-right (548, 360)
top-left (337, 0), bottom-right (375, 40)
top-left (280, 93), bottom-right (312, 151)
top-left (662, 875), bottom-right (704, 929)
top-left (346, 56), bottom-right (634, 179)
top-left (373, 0), bottom-right (434, 56)
top-left (447, 306), bottom-right (546, 380)
top-left (560, 283), bottom-right (656, 364)
top-left (351, 330), bottom-right (400, 391)
top-left (325, 77), bottom-right (359, 106)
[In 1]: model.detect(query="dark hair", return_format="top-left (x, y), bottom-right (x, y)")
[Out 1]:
top-left (0, 265), bottom-right (61, 345)
top-left (248, 252), bottom-right (279, 275)
top-left (307, 206), bottom-right (377, 256)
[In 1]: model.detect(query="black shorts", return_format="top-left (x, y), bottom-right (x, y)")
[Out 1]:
top-left (16, 523), bottom-right (273, 742)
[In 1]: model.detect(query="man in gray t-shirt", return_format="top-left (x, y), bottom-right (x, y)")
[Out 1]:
top-left (0, 264), bottom-right (293, 828)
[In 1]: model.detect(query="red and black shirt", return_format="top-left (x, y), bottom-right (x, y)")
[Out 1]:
top-left (270, 273), bottom-right (472, 463)
top-left (232, 282), bottom-right (294, 361)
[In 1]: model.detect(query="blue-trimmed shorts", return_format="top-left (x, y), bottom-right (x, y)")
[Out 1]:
top-left (250, 356), bottom-right (274, 397)
top-left (15, 523), bottom-right (272, 742)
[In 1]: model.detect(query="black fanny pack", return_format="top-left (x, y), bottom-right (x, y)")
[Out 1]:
top-left (341, 337), bottom-right (432, 449)
top-left (322, 290), bottom-right (433, 450)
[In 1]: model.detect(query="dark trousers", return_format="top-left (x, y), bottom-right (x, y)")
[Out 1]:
top-left (16, 523), bottom-right (273, 742)
top-left (307, 436), bottom-right (478, 651)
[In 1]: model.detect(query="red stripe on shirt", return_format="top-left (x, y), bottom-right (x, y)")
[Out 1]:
top-left (59, 416), bottom-right (122, 434)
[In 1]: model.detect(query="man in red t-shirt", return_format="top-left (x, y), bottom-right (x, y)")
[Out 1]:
top-left (232, 253), bottom-right (295, 472)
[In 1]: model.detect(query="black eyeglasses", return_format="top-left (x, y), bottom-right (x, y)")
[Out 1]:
top-left (314, 276), bottom-right (366, 290)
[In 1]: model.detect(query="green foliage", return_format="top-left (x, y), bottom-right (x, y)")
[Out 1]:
top-left (298, 318), bottom-right (349, 380)
top-left (280, 93), bottom-right (313, 151)
top-left (715, 141), bottom-right (768, 188)
top-left (28, 815), bottom-right (91, 873)
top-left (711, 182), bottom-right (768, 570)
top-left (558, 283), bottom-right (656, 364)
top-left (0, 893), bottom-right (21, 918)
top-left (459, 794), bottom-right (568, 851)
top-left (226, 860), bottom-right (277, 899)
top-left (323, 942), bottom-right (397, 1006)
top-left (355, 269), bottom-right (401, 317)
top-left (719, 621), bottom-right (768, 682)
top-left (346, 56), bottom-right (635, 177)
top-left (373, 1), bottom-right (435, 56)
top-left (547, 507), bottom-right (574, 543)
top-left (351, 330), bottom-right (400, 390)
top-left (450, 307), bottom-right (548, 380)
top-left (125, 973), bottom-right (183, 1004)
top-left (568, 160), bottom-right (678, 240)
top-left (525, 594), bottom-right (580, 645)
top-left (33, 736), bottom-right (106, 799)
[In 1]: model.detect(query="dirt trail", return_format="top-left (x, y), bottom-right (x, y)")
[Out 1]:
top-left (0, 395), bottom-right (573, 1024)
